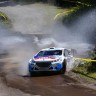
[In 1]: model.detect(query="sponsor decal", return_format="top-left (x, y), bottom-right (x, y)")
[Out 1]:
top-left (34, 56), bottom-right (55, 60)
top-left (48, 56), bottom-right (55, 59)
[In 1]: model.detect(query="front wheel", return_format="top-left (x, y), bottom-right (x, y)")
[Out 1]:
top-left (60, 60), bottom-right (66, 74)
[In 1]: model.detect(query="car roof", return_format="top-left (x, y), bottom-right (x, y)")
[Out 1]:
top-left (41, 47), bottom-right (65, 51)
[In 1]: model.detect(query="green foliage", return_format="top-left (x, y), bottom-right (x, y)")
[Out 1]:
top-left (0, 11), bottom-right (8, 22)
top-left (62, 6), bottom-right (93, 26)
top-left (65, 0), bottom-right (96, 6)
top-left (73, 61), bottom-right (96, 79)
top-left (73, 50), bottom-right (96, 79)
top-left (0, 11), bottom-right (11, 26)
top-left (87, 50), bottom-right (96, 73)
top-left (88, 73), bottom-right (96, 79)
top-left (74, 61), bottom-right (91, 74)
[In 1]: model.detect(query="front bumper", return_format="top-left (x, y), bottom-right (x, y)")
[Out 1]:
top-left (29, 62), bottom-right (63, 72)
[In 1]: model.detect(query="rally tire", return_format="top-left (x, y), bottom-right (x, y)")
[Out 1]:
top-left (60, 60), bottom-right (66, 74)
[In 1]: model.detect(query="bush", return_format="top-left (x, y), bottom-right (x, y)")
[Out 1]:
top-left (74, 61), bottom-right (91, 74)
top-left (0, 11), bottom-right (11, 26)
top-left (73, 49), bottom-right (96, 78)
top-left (62, 6), bottom-right (95, 26)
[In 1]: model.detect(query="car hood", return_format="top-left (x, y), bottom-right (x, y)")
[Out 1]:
top-left (34, 55), bottom-right (61, 62)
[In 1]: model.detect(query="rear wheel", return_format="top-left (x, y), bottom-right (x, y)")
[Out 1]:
top-left (60, 60), bottom-right (66, 74)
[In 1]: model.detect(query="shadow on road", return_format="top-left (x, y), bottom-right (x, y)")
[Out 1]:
top-left (24, 71), bottom-right (61, 77)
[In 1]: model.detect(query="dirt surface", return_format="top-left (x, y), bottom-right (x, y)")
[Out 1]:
top-left (1, 72), bottom-right (96, 96)
top-left (0, 57), bottom-right (96, 96)
top-left (0, 58), bottom-right (96, 96)
top-left (0, 76), bottom-right (34, 96)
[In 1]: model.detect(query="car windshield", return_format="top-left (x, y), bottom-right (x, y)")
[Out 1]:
top-left (37, 50), bottom-right (62, 56)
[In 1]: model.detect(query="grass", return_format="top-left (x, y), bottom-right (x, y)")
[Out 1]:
top-left (88, 73), bottom-right (96, 79)
top-left (72, 71), bottom-right (96, 85)
top-left (73, 61), bottom-right (96, 80)
top-left (73, 70), bottom-right (96, 80)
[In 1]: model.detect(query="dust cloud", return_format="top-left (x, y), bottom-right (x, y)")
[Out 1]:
top-left (0, 3), bottom-right (96, 75)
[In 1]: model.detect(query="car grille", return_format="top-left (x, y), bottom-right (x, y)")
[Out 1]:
top-left (36, 62), bottom-right (51, 68)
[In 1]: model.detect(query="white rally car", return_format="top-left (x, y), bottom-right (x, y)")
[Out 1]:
top-left (28, 47), bottom-right (74, 74)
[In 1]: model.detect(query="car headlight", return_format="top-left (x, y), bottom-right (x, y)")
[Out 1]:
top-left (53, 58), bottom-right (62, 62)
top-left (29, 59), bottom-right (32, 63)
top-left (29, 59), bottom-right (35, 64)
top-left (53, 59), bottom-right (59, 62)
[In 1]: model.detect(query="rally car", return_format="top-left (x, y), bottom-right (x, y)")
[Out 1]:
top-left (28, 47), bottom-right (74, 75)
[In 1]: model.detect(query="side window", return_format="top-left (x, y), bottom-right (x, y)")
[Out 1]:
top-left (64, 49), bottom-right (69, 57)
